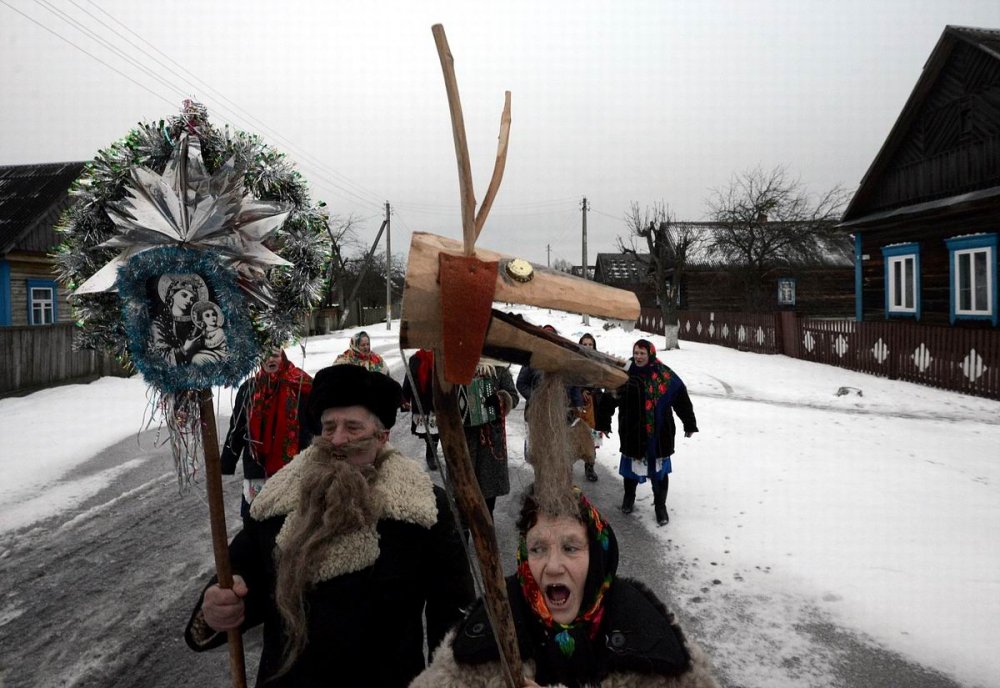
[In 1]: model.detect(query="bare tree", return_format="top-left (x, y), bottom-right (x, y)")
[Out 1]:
top-left (551, 258), bottom-right (573, 273)
top-left (323, 214), bottom-right (366, 308)
top-left (618, 201), bottom-right (704, 350)
top-left (705, 166), bottom-right (850, 310)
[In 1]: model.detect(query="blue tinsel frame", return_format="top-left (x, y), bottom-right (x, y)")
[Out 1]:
top-left (116, 246), bottom-right (258, 392)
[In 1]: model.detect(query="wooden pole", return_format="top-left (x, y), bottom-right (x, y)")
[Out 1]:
top-left (198, 389), bottom-right (248, 688)
top-left (432, 359), bottom-right (523, 688)
top-left (431, 24), bottom-right (477, 256)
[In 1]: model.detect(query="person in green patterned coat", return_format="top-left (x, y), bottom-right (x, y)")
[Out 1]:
top-left (460, 359), bottom-right (520, 520)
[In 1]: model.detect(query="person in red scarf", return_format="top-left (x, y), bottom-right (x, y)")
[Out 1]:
top-left (401, 348), bottom-right (439, 470)
top-left (334, 331), bottom-right (388, 374)
top-left (221, 349), bottom-right (314, 520)
top-left (411, 487), bottom-right (719, 687)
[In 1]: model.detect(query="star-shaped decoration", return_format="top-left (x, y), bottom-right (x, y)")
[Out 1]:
top-left (75, 133), bottom-right (293, 298)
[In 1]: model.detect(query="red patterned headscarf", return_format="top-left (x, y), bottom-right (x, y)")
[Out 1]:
top-left (248, 352), bottom-right (313, 476)
top-left (515, 489), bottom-right (618, 657)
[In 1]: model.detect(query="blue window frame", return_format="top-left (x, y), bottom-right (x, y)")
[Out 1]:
top-left (881, 243), bottom-right (921, 319)
top-left (0, 261), bottom-right (11, 326)
top-left (26, 278), bottom-right (58, 325)
top-left (777, 278), bottom-right (796, 306)
top-left (945, 234), bottom-right (998, 326)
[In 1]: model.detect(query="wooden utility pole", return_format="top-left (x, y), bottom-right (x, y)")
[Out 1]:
top-left (385, 201), bottom-right (392, 330)
top-left (337, 218), bottom-right (387, 329)
top-left (546, 243), bottom-right (551, 267)
top-left (581, 196), bottom-right (590, 326)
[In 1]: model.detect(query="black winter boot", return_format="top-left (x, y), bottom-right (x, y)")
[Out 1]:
top-left (621, 478), bottom-right (637, 514)
top-left (425, 441), bottom-right (439, 471)
top-left (584, 462), bottom-right (598, 482)
top-left (652, 477), bottom-right (669, 526)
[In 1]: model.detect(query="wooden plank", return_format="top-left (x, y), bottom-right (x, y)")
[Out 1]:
top-left (433, 356), bottom-right (524, 688)
top-left (402, 309), bottom-right (628, 389)
top-left (400, 233), bottom-right (640, 347)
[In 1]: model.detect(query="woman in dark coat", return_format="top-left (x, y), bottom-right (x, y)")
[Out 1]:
top-left (411, 488), bottom-right (719, 687)
top-left (616, 339), bottom-right (698, 526)
top-left (461, 359), bottom-right (520, 518)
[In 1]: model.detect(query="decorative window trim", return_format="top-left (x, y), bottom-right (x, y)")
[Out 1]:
top-left (26, 278), bottom-right (58, 325)
top-left (881, 243), bottom-right (921, 319)
top-left (945, 234), bottom-right (998, 326)
top-left (0, 261), bottom-right (11, 326)
top-left (777, 277), bottom-right (796, 306)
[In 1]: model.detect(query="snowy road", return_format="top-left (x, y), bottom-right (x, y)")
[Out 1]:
top-left (0, 402), bottom-right (969, 688)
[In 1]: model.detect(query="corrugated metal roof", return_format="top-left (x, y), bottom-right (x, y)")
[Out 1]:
top-left (0, 161), bottom-right (86, 255)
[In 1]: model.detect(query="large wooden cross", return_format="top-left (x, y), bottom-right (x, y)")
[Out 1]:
top-left (398, 24), bottom-right (640, 687)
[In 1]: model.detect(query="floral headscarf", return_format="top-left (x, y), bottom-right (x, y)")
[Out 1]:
top-left (631, 339), bottom-right (672, 439)
top-left (515, 489), bottom-right (619, 658)
top-left (334, 331), bottom-right (387, 373)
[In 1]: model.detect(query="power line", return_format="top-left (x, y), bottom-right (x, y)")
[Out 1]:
top-left (34, 0), bottom-right (192, 102)
top-left (5, 0), bottom-right (387, 213)
top-left (76, 0), bottom-right (387, 212)
top-left (0, 0), bottom-right (177, 109)
top-left (589, 207), bottom-right (625, 222)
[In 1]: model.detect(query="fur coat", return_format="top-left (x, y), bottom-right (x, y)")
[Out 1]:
top-left (185, 441), bottom-right (474, 688)
top-left (410, 576), bottom-right (720, 688)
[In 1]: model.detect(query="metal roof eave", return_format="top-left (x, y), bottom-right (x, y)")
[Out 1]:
top-left (839, 185), bottom-right (1000, 229)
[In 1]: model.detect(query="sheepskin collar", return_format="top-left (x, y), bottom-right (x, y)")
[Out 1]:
top-left (248, 440), bottom-right (438, 581)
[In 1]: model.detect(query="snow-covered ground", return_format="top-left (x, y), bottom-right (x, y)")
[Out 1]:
top-left (2, 305), bottom-right (997, 687)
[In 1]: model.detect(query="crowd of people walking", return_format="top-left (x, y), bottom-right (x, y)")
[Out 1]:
top-left (193, 326), bottom-right (711, 687)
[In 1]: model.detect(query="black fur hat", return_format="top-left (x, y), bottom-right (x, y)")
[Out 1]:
top-left (308, 364), bottom-right (402, 429)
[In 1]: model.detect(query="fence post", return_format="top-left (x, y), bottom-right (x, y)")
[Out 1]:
top-left (776, 311), bottom-right (800, 358)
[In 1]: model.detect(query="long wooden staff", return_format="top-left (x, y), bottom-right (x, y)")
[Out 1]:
top-left (431, 23), bottom-right (523, 688)
top-left (432, 358), bottom-right (523, 688)
top-left (198, 389), bottom-right (247, 688)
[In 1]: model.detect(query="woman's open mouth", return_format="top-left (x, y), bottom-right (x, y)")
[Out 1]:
top-left (545, 584), bottom-right (571, 610)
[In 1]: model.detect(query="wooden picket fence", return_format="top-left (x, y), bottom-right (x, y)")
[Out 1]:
top-left (637, 308), bottom-right (1000, 400)
top-left (0, 324), bottom-right (128, 397)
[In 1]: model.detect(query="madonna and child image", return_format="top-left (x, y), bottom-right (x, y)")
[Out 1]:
top-left (148, 273), bottom-right (230, 368)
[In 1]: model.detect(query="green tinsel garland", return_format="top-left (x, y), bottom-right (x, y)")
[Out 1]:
top-left (54, 101), bottom-right (330, 368)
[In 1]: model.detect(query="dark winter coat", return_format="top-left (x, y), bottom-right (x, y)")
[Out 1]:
top-left (185, 445), bottom-right (474, 688)
top-left (516, 365), bottom-right (584, 414)
top-left (616, 362), bottom-right (698, 461)
top-left (463, 364), bottom-right (519, 499)
top-left (411, 575), bottom-right (720, 688)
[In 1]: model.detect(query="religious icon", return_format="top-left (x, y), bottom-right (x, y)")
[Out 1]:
top-left (149, 273), bottom-right (213, 367)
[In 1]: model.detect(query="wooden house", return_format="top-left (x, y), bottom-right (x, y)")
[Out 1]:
top-left (594, 224), bottom-right (855, 317)
top-left (841, 26), bottom-right (1000, 328)
top-left (0, 162), bottom-right (84, 327)
top-left (593, 252), bottom-right (657, 307)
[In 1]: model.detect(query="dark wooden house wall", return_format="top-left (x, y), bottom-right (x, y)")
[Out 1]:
top-left (856, 202), bottom-right (998, 327)
top-left (679, 267), bottom-right (854, 317)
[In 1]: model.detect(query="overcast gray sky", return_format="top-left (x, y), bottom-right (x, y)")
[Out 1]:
top-left (2, 0), bottom-right (999, 265)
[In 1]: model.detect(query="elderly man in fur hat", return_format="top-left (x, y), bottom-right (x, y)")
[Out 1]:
top-left (185, 365), bottom-right (475, 687)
